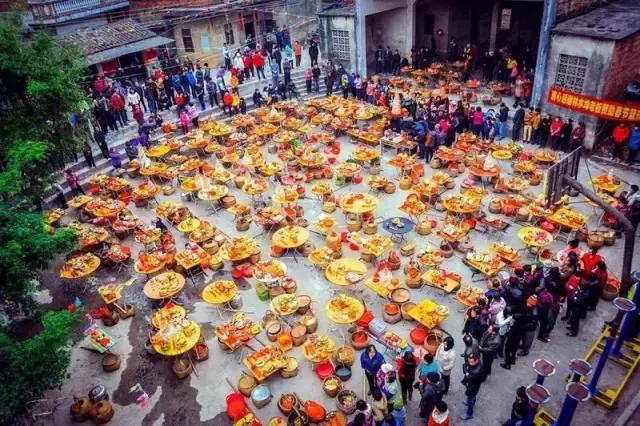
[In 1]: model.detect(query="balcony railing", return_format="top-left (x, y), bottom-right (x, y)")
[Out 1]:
top-left (29, 0), bottom-right (129, 23)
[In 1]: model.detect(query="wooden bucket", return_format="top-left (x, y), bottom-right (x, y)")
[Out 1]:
top-left (417, 220), bottom-right (432, 235)
top-left (266, 321), bottom-right (282, 341)
top-left (430, 158), bottom-right (442, 169)
top-left (587, 233), bottom-right (604, 249)
top-left (277, 393), bottom-right (298, 415)
top-left (602, 278), bottom-right (620, 301)
top-left (399, 176), bottom-right (412, 190)
top-left (297, 295), bottom-right (312, 314)
top-left (89, 400), bottom-right (114, 424)
top-left (300, 313), bottom-right (318, 333)
top-left (238, 373), bottom-right (257, 397)
top-left (221, 196), bottom-right (236, 208)
top-left (172, 357), bottom-right (193, 379)
top-left (363, 221), bottom-right (377, 235)
top-left (323, 376), bottom-right (343, 398)
top-left (401, 302), bottom-right (416, 321)
top-left (424, 330), bottom-right (444, 355)
top-left (102, 353), bottom-right (121, 372)
top-left (406, 269), bottom-right (423, 288)
top-left (322, 201), bottom-right (337, 213)
top-left (489, 198), bottom-right (502, 214)
top-left (280, 357), bottom-right (299, 378)
top-left (334, 346), bottom-right (355, 367)
top-left (382, 303), bottom-right (402, 324)
top-left (516, 207), bottom-right (530, 222)
top-left (346, 218), bottom-right (361, 232)
top-left (391, 288), bottom-right (411, 305)
top-left (70, 397), bottom-right (93, 422)
top-left (384, 182), bottom-right (396, 194)
top-left (291, 325), bottom-right (307, 346)
top-left (602, 230), bottom-right (615, 246)
top-left (350, 330), bottom-right (369, 350)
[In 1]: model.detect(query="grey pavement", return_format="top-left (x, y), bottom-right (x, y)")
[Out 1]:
top-left (36, 115), bottom-right (640, 425)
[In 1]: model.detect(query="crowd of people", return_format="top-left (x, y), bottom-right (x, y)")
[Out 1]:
top-left (355, 242), bottom-right (613, 424)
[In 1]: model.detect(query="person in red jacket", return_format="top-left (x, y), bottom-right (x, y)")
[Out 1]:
top-left (222, 90), bottom-right (233, 116)
top-left (242, 53), bottom-right (252, 80)
top-left (612, 122), bottom-right (631, 160)
top-left (550, 116), bottom-right (563, 150)
top-left (253, 52), bottom-right (265, 80)
top-left (110, 91), bottom-right (127, 126)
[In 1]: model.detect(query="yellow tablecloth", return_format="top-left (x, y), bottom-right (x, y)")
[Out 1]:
top-left (202, 280), bottom-right (238, 304)
top-left (407, 299), bottom-right (449, 328)
top-left (325, 258), bottom-right (367, 286)
top-left (272, 226), bottom-right (309, 249)
top-left (152, 320), bottom-right (201, 356)
top-left (326, 295), bottom-right (365, 324)
top-left (340, 193), bottom-right (379, 214)
top-left (144, 272), bottom-right (185, 299)
top-left (152, 304), bottom-right (187, 329)
top-left (517, 227), bottom-right (553, 248)
top-left (60, 254), bottom-right (101, 279)
top-left (177, 218), bottom-right (201, 233)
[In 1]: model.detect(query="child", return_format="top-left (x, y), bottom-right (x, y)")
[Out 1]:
top-left (179, 110), bottom-right (190, 134)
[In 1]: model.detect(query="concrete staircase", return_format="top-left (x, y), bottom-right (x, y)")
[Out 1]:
top-left (50, 65), bottom-right (328, 204)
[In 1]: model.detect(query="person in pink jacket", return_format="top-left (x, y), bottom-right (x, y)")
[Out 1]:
top-left (179, 110), bottom-right (190, 134)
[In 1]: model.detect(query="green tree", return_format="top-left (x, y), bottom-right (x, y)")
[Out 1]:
top-left (0, 203), bottom-right (77, 304)
top-left (0, 310), bottom-right (78, 423)
top-left (0, 10), bottom-right (87, 206)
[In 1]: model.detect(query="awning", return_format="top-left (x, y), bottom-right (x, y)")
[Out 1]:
top-left (86, 35), bottom-right (173, 65)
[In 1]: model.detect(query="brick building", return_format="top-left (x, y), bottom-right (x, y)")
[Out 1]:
top-left (130, 0), bottom-right (321, 67)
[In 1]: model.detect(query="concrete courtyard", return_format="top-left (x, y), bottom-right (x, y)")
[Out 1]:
top-left (35, 108), bottom-right (640, 426)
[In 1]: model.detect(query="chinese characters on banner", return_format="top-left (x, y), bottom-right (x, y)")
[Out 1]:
top-left (547, 87), bottom-right (640, 122)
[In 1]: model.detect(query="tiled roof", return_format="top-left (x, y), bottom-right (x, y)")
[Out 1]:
top-left (62, 19), bottom-right (158, 55)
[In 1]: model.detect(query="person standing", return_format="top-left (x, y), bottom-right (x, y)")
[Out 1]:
top-left (569, 121), bottom-right (586, 150)
top-left (628, 124), bottom-right (640, 164)
top-left (254, 51), bottom-right (266, 79)
top-left (550, 116), bottom-right (563, 150)
top-left (110, 91), bottom-right (127, 127)
top-left (538, 114), bottom-right (551, 148)
top-left (512, 104), bottom-right (525, 141)
top-left (206, 78), bottom-right (218, 107)
top-left (293, 40), bottom-right (302, 67)
top-left (560, 118), bottom-right (574, 152)
top-left (530, 107), bottom-right (542, 144)
top-left (270, 61), bottom-right (280, 88)
top-left (82, 144), bottom-right (96, 168)
top-left (361, 345), bottom-right (385, 394)
top-left (326, 63), bottom-right (336, 96)
top-left (518, 299), bottom-right (539, 356)
top-left (397, 351), bottom-right (417, 404)
top-left (283, 59), bottom-right (292, 86)
top-left (304, 67), bottom-right (313, 93)
top-left (222, 43), bottom-right (231, 69)
top-left (478, 325), bottom-right (499, 378)
top-left (612, 122), bottom-right (631, 160)
top-left (109, 148), bottom-right (122, 170)
top-left (371, 389), bottom-right (388, 426)
top-left (523, 107), bottom-right (534, 143)
top-left (309, 41), bottom-right (319, 67)
top-left (242, 52), bottom-right (252, 81)
top-left (312, 64), bottom-right (321, 93)
top-left (434, 336), bottom-right (456, 395)
top-left (375, 46), bottom-right (384, 74)
top-left (428, 401), bottom-right (450, 426)
top-left (64, 169), bottom-right (83, 196)
top-left (461, 353), bottom-right (484, 421)
top-left (501, 315), bottom-right (523, 369)
top-left (502, 386), bottom-right (528, 426)
top-left (418, 373), bottom-right (444, 419)
top-left (272, 47), bottom-right (283, 73)
top-left (94, 127), bottom-right (109, 159)
top-left (498, 103), bottom-right (509, 140)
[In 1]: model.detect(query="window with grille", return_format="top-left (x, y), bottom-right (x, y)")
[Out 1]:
top-left (332, 30), bottom-right (350, 60)
top-left (224, 23), bottom-right (235, 45)
top-left (500, 8), bottom-right (512, 30)
top-left (182, 28), bottom-right (194, 53)
top-left (554, 54), bottom-right (588, 93)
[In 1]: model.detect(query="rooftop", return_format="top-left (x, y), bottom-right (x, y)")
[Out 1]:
top-left (317, 5), bottom-right (355, 17)
top-left (62, 19), bottom-right (172, 65)
top-left (552, 0), bottom-right (640, 41)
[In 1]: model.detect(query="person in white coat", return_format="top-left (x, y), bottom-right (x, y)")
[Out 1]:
top-left (434, 336), bottom-right (456, 395)
top-left (127, 87), bottom-right (141, 110)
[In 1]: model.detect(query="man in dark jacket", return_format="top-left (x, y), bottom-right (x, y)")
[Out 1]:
top-left (375, 46), bottom-right (384, 74)
top-left (512, 105), bottom-right (525, 141)
top-left (309, 42), bottom-right (319, 67)
top-left (503, 386), bottom-right (528, 426)
top-left (478, 325), bottom-right (500, 378)
top-left (419, 372), bottom-right (445, 418)
top-left (560, 118), bottom-right (574, 152)
top-left (498, 103), bottom-right (509, 140)
top-left (461, 353), bottom-right (484, 421)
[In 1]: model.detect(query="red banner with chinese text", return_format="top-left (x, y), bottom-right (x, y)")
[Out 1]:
top-left (547, 87), bottom-right (640, 122)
